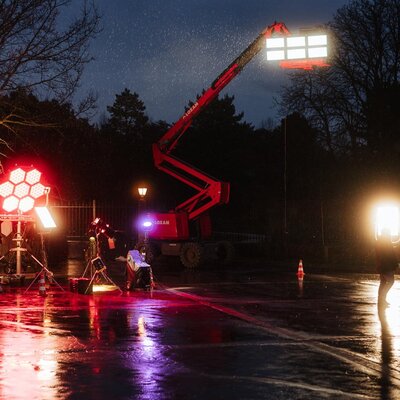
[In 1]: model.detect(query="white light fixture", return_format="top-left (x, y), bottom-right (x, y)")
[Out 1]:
top-left (266, 33), bottom-right (328, 62)
top-left (138, 187), bottom-right (148, 197)
top-left (308, 35), bottom-right (327, 46)
top-left (266, 37), bottom-right (285, 48)
top-left (266, 50), bottom-right (285, 61)
top-left (35, 206), bottom-right (56, 229)
top-left (308, 47), bottom-right (328, 58)
top-left (287, 48), bottom-right (306, 60)
top-left (287, 36), bottom-right (305, 47)
top-left (375, 204), bottom-right (399, 237)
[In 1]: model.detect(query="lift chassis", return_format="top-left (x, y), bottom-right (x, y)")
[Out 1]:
top-left (147, 22), bottom-right (291, 268)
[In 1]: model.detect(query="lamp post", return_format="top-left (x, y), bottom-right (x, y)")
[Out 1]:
top-left (137, 186), bottom-right (148, 243)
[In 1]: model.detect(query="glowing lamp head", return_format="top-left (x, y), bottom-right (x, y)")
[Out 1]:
top-left (9, 168), bottom-right (26, 184)
top-left (143, 220), bottom-right (152, 229)
top-left (25, 169), bottom-right (41, 185)
top-left (0, 165), bottom-right (48, 213)
top-left (30, 183), bottom-right (46, 199)
top-left (19, 197), bottom-right (35, 213)
top-left (374, 203), bottom-right (400, 238)
top-left (14, 182), bottom-right (30, 198)
top-left (266, 32), bottom-right (329, 70)
top-left (35, 207), bottom-right (56, 229)
top-left (0, 182), bottom-right (13, 197)
top-left (3, 196), bottom-right (19, 212)
top-left (136, 214), bottom-right (153, 232)
top-left (138, 187), bottom-right (148, 197)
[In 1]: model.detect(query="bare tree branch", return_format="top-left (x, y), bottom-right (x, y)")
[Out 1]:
top-left (279, 0), bottom-right (400, 157)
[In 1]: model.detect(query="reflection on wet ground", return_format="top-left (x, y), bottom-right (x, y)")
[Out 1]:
top-left (0, 258), bottom-right (399, 399)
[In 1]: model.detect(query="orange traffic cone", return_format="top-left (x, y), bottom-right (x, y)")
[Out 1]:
top-left (297, 259), bottom-right (305, 279)
top-left (38, 272), bottom-right (47, 296)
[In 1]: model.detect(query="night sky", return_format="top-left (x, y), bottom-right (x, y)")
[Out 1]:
top-left (77, 0), bottom-right (350, 127)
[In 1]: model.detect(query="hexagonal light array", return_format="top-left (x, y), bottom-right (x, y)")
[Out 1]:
top-left (0, 166), bottom-right (46, 213)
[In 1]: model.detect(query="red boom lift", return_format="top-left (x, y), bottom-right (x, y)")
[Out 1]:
top-left (146, 22), bottom-right (291, 268)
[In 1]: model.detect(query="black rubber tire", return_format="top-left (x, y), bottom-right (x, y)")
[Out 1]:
top-left (180, 242), bottom-right (204, 268)
top-left (215, 240), bottom-right (235, 265)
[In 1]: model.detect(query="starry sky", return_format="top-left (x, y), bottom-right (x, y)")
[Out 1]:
top-left (77, 0), bottom-right (350, 128)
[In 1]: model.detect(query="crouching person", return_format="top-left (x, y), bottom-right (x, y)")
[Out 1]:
top-left (126, 250), bottom-right (153, 290)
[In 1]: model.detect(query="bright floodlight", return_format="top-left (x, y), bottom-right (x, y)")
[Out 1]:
top-left (14, 182), bottom-right (30, 198)
top-left (143, 220), bottom-right (152, 229)
top-left (35, 207), bottom-right (57, 229)
top-left (0, 166), bottom-right (47, 213)
top-left (3, 196), bottom-right (19, 212)
top-left (308, 35), bottom-right (327, 46)
top-left (375, 204), bottom-right (400, 237)
top-left (0, 181), bottom-right (13, 197)
top-left (308, 47), bottom-right (327, 58)
top-left (25, 168), bottom-right (41, 185)
top-left (19, 197), bottom-right (35, 213)
top-left (266, 50), bottom-right (285, 61)
top-left (266, 37), bottom-right (285, 48)
top-left (287, 48), bottom-right (306, 60)
top-left (287, 36), bottom-right (306, 47)
top-left (266, 33), bottom-right (328, 62)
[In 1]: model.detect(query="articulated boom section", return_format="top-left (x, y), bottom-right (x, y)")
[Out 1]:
top-left (153, 145), bottom-right (230, 220)
top-left (151, 22), bottom-right (290, 240)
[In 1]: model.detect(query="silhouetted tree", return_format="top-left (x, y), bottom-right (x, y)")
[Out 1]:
top-left (0, 90), bottom-right (99, 199)
top-left (106, 88), bottom-right (149, 141)
top-left (0, 0), bottom-right (100, 133)
top-left (280, 0), bottom-right (400, 160)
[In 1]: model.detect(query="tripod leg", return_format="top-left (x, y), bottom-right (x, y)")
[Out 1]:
top-left (100, 271), bottom-right (122, 293)
top-left (24, 271), bottom-right (41, 293)
top-left (85, 272), bottom-right (97, 294)
top-left (29, 253), bottom-right (44, 268)
top-left (81, 260), bottom-right (92, 278)
top-left (43, 267), bottom-right (65, 292)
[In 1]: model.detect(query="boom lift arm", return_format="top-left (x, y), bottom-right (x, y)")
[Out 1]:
top-left (151, 22), bottom-right (290, 240)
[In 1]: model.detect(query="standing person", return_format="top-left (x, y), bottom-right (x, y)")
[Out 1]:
top-left (376, 230), bottom-right (398, 307)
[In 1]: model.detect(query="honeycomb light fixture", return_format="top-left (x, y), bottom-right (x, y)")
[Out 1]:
top-left (0, 166), bottom-right (46, 213)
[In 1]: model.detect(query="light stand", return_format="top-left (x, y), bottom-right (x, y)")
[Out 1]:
top-left (13, 217), bottom-right (24, 275)
top-left (0, 213), bottom-right (37, 277)
top-left (24, 230), bottom-right (64, 293)
top-left (24, 188), bottom-right (64, 292)
top-left (137, 186), bottom-right (148, 244)
top-left (81, 231), bottom-right (122, 294)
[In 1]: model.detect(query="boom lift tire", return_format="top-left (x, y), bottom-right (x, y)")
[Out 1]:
top-left (215, 240), bottom-right (235, 265)
top-left (180, 242), bottom-right (204, 269)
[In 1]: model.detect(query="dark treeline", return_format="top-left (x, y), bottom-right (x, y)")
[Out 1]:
top-left (0, 87), bottom-right (368, 263)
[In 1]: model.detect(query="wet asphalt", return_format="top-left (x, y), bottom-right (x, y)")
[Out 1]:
top-left (0, 257), bottom-right (398, 399)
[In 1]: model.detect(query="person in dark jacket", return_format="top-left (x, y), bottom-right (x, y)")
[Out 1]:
top-left (376, 230), bottom-right (398, 307)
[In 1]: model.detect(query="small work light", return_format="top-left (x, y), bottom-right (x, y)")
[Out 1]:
top-left (35, 206), bottom-right (57, 229)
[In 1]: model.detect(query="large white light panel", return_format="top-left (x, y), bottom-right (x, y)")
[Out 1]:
top-left (287, 48), bottom-right (306, 60)
top-left (308, 47), bottom-right (328, 58)
top-left (266, 38), bottom-right (284, 48)
top-left (308, 35), bottom-right (327, 46)
top-left (287, 36), bottom-right (305, 47)
top-left (266, 50), bottom-right (285, 61)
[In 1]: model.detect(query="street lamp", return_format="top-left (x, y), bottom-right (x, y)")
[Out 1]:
top-left (138, 187), bottom-right (148, 198)
top-left (137, 186), bottom-right (148, 243)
